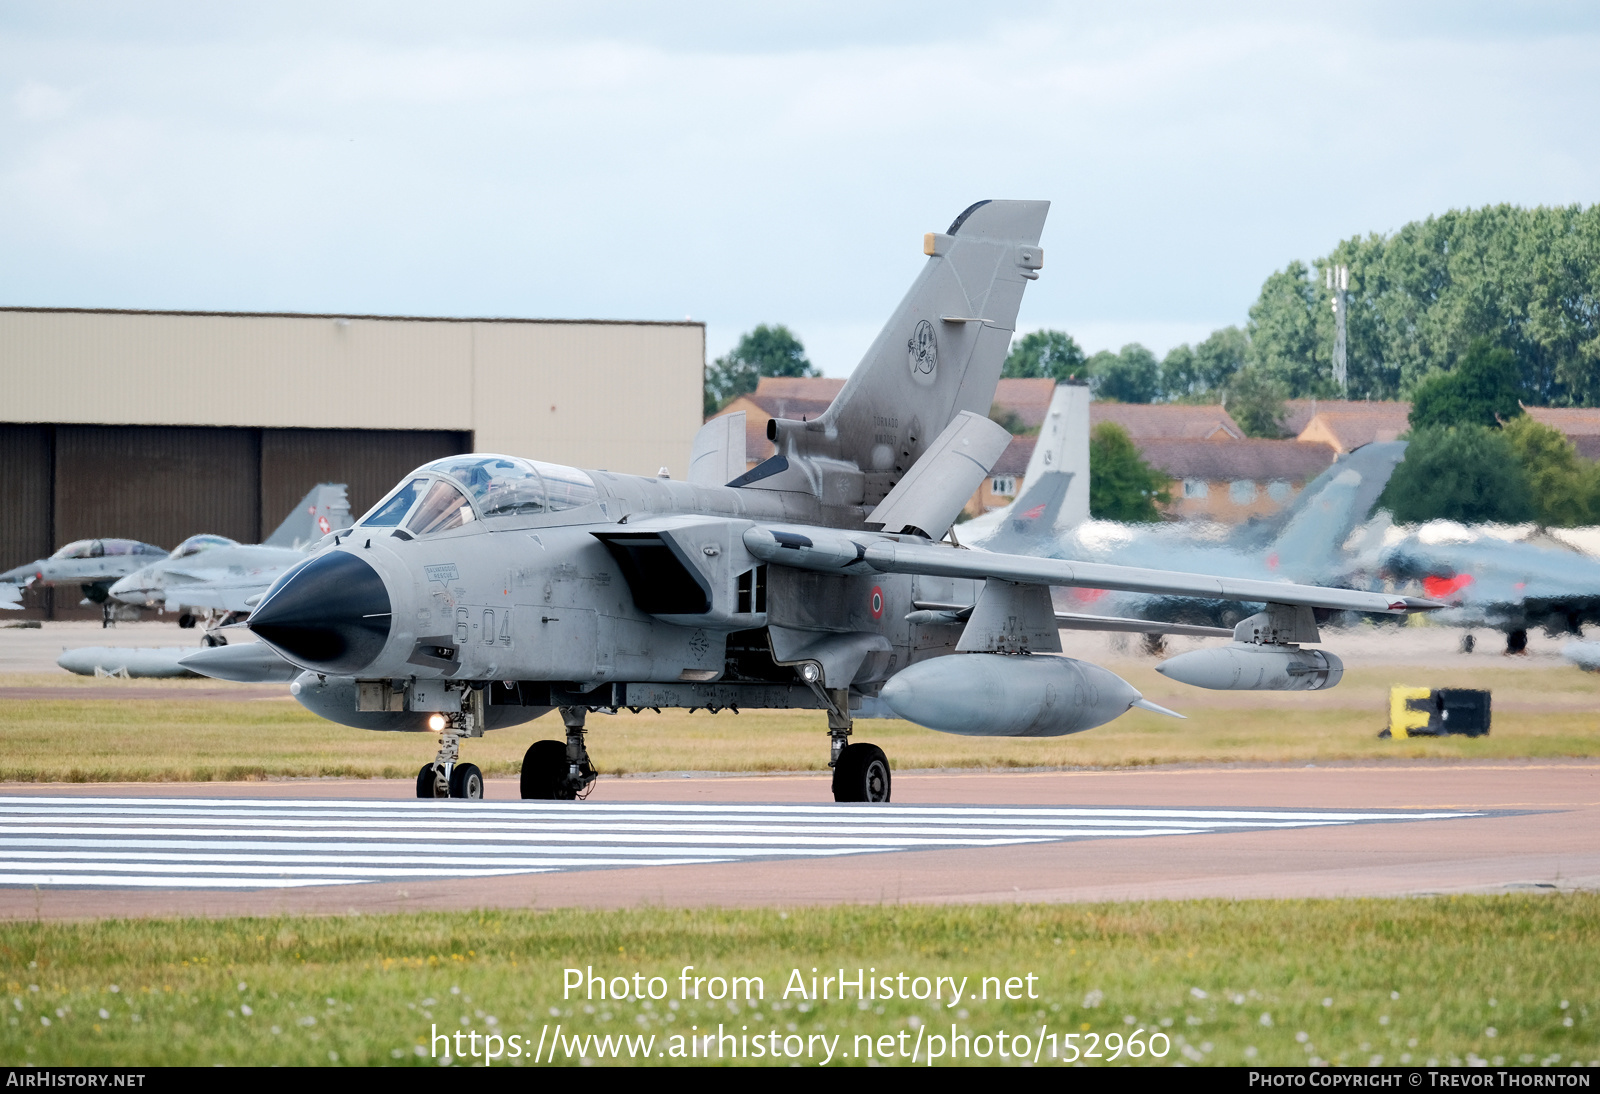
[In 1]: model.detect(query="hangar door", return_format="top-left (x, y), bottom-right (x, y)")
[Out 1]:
top-left (0, 425), bottom-right (471, 619)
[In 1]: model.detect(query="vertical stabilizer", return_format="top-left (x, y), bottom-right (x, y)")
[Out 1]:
top-left (1019, 381), bottom-right (1090, 529)
top-left (1253, 442), bottom-right (1408, 580)
top-left (265, 484), bottom-right (351, 549)
top-left (814, 200), bottom-right (1049, 494)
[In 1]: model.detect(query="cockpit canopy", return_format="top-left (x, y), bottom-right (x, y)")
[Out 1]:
top-left (356, 455), bottom-right (599, 534)
top-left (169, 535), bottom-right (240, 559)
top-left (50, 539), bottom-right (165, 560)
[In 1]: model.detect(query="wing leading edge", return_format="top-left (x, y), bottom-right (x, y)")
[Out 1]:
top-left (741, 525), bottom-right (1440, 616)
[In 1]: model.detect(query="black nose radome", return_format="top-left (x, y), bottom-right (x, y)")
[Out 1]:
top-left (249, 551), bottom-right (391, 673)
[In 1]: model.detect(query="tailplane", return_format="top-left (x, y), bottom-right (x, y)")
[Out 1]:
top-left (265, 484), bottom-right (351, 549)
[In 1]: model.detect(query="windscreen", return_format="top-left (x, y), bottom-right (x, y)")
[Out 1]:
top-left (50, 540), bottom-right (97, 560)
top-left (169, 535), bottom-right (238, 559)
top-left (407, 480), bottom-right (477, 535)
top-left (359, 478), bottom-right (428, 527)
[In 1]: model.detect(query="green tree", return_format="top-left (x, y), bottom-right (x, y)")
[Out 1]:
top-left (1375, 425), bottom-right (1534, 524)
top-left (1408, 339), bottom-right (1526, 430)
top-left (1226, 366), bottom-right (1290, 438)
top-left (1003, 329), bottom-right (1088, 381)
top-left (1089, 343), bottom-right (1162, 403)
top-left (1502, 415), bottom-right (1600, 527)
top-left (1089, 422), bottom-right (1170, 522)
top-left (703, 324), bottom-right (819, 416)
top-left (1244, 204), bottom-right (1600, 404)
top-left (1162, 326), bottom-right (1249, 402)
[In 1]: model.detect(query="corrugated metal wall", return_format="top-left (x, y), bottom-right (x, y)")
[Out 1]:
top-left (3, 426), bottom-right (472, 619)
top-left (261, 429), bottom-right (470, 527)
top-left (56, 426), bottom-right (262, 548)
top-left (0, 424), bottom-right (52, 573)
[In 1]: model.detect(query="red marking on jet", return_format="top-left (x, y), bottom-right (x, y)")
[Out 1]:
top-left (1422, 573), bottom-right (1474, 599)
top-left (869, 586), bottom-right (884, 620)
top-left (1021, 503), bottom-right (1046, 521)
top-left (1266, 553), bottom-right (1279, 570)
top-left (317, 516), bottom-right (332, 534)
top-left (1072, 588), bottom-right (1107, 603)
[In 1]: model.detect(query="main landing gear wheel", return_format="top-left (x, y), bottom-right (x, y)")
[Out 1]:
top-left (177, 613), bottom-right (196, 630)
top-left (201, 632), bottom-right (228, 648)
top-left (1506, 629), bottom-right (1528, 655)
top-left (832, 743), bottom-right (891, 803)
top-left (521, 739), bottom-right (576, 801)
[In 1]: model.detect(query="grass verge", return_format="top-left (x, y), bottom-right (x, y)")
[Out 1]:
top-left (0, 896), bottom-right (1593, 1067)
top-left (1, 669), bottom-right (1599, 783)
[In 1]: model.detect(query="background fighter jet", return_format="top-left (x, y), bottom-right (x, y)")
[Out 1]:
top-left (1370, 520), bottom-right (1600, 653)
top-left (193, 200), bottom-right (1435, 804)
top-left (1, 538), bottom-right (168, 624)
top-left (109, 484), bottom-right (350, 642)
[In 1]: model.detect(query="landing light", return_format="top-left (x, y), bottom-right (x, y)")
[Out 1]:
top-left (427, 713), bottom-right (447, 732)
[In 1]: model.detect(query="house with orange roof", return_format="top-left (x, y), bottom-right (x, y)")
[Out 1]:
top-left (1293, 402), bottom-right (1411, 453)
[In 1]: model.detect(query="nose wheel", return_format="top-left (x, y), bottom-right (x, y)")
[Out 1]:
top-left (416, 761), bottom-right (483, 799)
top-left (414, 690), bottom-right (488, 799)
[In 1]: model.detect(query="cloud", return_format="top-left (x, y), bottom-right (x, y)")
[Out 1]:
top-left (0, 4), bottom-right (1594, 339)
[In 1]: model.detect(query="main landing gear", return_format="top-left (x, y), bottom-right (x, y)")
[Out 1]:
top-left (519, 706), bottom-right (598, 800)
top-left (819, 684), bottom-right (890, 804)
top-left (1506, 628), bottom-right (1528, 655)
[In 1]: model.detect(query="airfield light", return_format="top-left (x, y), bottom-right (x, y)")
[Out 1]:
top-left (427, 713), bottom-right (447, 732)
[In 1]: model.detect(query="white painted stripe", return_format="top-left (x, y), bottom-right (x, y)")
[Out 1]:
top-left (0, 797), bottom-right (1484, 891)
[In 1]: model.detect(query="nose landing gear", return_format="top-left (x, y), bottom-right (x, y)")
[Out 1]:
top-left (416, 688), bottom-right (487, 800)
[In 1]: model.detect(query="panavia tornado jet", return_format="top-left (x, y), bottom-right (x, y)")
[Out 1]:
top-left (213, 200), bottom-right (1437, 803)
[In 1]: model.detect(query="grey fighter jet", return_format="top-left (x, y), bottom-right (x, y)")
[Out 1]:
top-left (1, 538), bottom-right (168, 624)
top-left (108, 484), bottom-right (350, 641)
top-left (216, 200), bottom-right (1436, 803)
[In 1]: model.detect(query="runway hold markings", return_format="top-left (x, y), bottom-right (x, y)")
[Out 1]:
top-left (0, 796), bottom-right (1485, 890)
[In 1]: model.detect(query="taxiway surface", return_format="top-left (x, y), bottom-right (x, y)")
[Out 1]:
top-left (0, 761), bottom-right (1592, 919)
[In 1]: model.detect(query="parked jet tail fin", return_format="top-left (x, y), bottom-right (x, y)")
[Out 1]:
top-left (969, 470), bottom-right (1075, 552)
top-left (265, 484), bottom-right (352, 550)
top-left (1022, 382), bottom-right (1091, 529)
top-left (1239, 442), bottom-right (1408, 579)
top-left (813, 200), bottom-right (1049, 482)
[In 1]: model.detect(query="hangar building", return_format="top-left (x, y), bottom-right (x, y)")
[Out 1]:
top-left (0, 306), bottom-right (704, 618)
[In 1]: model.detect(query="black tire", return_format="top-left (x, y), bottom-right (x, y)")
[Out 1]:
top-left (202, 632), bottom-right (228, 648)
top-left (1461, 633), bottom-right (1475, 654)
top-left (177, 613), bottom-right (196, 629)
top-left (521, 740), bottom-right (575, 800)
top-left (832, 743), bottom-right (891, 803)
top-left (1507, 629), bottom-right (1528, 654)
top-left (449, 762), bottom-right (484, 800)
top-left (416, 763), bottom-right (439, 798)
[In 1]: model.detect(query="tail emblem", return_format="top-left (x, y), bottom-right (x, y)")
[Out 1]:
top-left (907, 320), bottom-right (939, 384)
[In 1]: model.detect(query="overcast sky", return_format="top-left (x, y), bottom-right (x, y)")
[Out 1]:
top-left (3, 2), bottom-right (1597, 375)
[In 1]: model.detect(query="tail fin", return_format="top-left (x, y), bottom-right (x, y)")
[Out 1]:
top-left (811, 200), bottom-right (1049, 495)
top-left (1246, 442), bottom-right (1408, 579)
top-left (970, 469), bottom-right (1075, 553)
top-left (265, 484), bottom-right (351, 549)
top-left (1020, 381), bottom-right (1091, 529)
